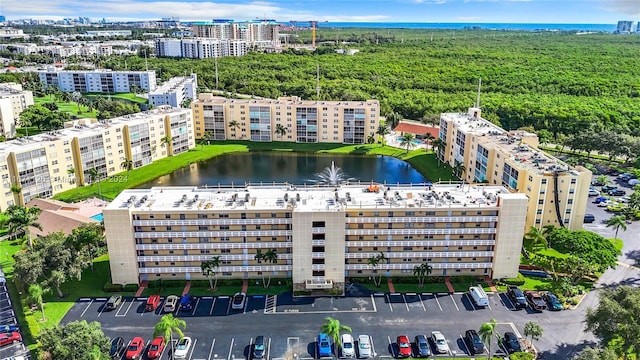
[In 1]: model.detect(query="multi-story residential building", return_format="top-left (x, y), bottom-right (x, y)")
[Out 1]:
top-left (0, 83), bottom-right (34, 138)
top-left (191, 94), bottom-right (380, 144)
top-left (0, 28), bottom-right (26, 39)
top-left (438, 107), bottom-right (591, 231)
top-left (154, 38), bottom-right (248, 58)
top-left (191, 20), bottom-right (279, 45)
top-left (85, 30), bottom-right (133, 37)
top-left (38, 68), bottom-right (157, 93)
top-left (0, 107), bottom-right (194, 210)
top-left (149, 74), bottom-right (197, 108)
top-left (616, 20), bottom-right (634, 33)
top-left (104, 184), bottom-right (528, 288)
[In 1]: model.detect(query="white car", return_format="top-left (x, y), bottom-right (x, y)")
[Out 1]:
top-left (598, 200), bottom-right (615, 207)
top-left (629, 179), bottom-right (640, 186)
top-left (357, 335), bottom-right (371, 358)
top-left (431, 331), bottom-right (450, 354)
top-left (174, 336), bottom-right (192, 359)
top-left (588, 188), bottom-right (600, 196)
top-left (340, 334), bottom-right (355, 358)
top-left (163, 295), bottom-right (179, 313)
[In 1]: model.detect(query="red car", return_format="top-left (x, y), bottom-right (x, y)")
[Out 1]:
top-left (0, 331), bottom-right (21, 347)
top-left (147, 336), bottom-right (166, 359)
top-left (146, 295), bottom-right (161, 312)
top-left (396, 335), bottom-right (412, 358)
top-left (125, 337), bottom-right (145, 360)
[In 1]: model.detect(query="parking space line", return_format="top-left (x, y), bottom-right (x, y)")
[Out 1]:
top-left (464, 293), bottom-right (478, 311)
top-left (80, 298), bottom-right (94, 317)
top-left (117, 298), bottom-right (135, 317)
top-left (459, 334), bottom-right (471, 355)
top-left (192, 297), bottom-right (201, 316)
top-left (266, 337), bottom-right (271, 360)
top-left (417, 294), bottom-right (427, 312)
top-left (188, 338), bottom-right (197, 360)
top-left (227, 338), bottom-right (235, 360)
top-left (209, 298), bottom-right (217, 316)
top-left (207, 338), bottom-right (216, 360)
top-left (501, 293), bottom-right (514, 309)
top-left (401, 294), bottom-right (410, 312)
top-left (387, 336), bottom-right (395, 358)
top-left (226, 298), bottom-right (232, 315)
top-left (385, 294), bottom-right (393, 312)
top-left (370, 294), bottom-right (377, 312)
top-left (509, 322), bottom-right (522, 338)
top-left (487, 295), bottom-right (493, 310)
top-left (449, 294), bottom-right (459, 311)
top-left (243, 297), bottom-right (249, 314)
top-left (434, 295), bottom-right (443, 312)
top-left (97, 301), bottom-right (106, 317)
top-left (369, 335), bottom-right (376, 357)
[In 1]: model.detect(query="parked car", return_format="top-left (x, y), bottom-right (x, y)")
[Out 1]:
top-left (507, 286), bottom-right (527, 309)
top-left (503, 332), bottom-right (522, 354)
top-left (174, 336), bottom-right (193, 359)
top-left (109, 337), bottom-right (125, 359)
top-left (607, 203), bottom-right (627, 214)
top-left (105, 295), bottom-right (123, 311)
top-left (618, 173), bottom-right (634, 181)
top-left (606, 169), bottom-right (620, 176)
top-left (396, 335), bottom-right (411, 358)
top-left (145, 295), bottom-right (161, 312)
top-left (618, 196), bottom-right (631, 203)
top-left (602, 185), bottom-right (617, 192)
top-left (0, 331), bottom-right (21, 347)
top-left (608, 189), bottom-right (626, 196)
top-left (163, 295), bottom-right (179, 313)
top-left (341, 334), bottom-right (355, 358)
top-left (591, 179), bottom-right (605, 186)
top-left (629, 179), bottom-right (640, 186)
top-left (583, 214), bottom-right (596, 223)
top-left (125, 337), bottom-right (144, 360)
top-left (468, 285), bottom-right (489, 307)
top-left (147, 336), bottom-right (166, 359)
top-left (0, 324), bottom-right (20, 333)
top-left (598, 200), bottom-right (615, 207)
top-left (414, 335), bottom-right (431, 357)
top-left (543, 292), bottom-right (564, 311)
top-left (588, 188), bottom-right (600, 196)
top-left (253, 335), bottom-right (266, 359)
top-left (179, 294), bottom-right (194, 312)
top-left (464, 330), bottom-right (485, 355)
top-left (317, 333), bottom-right (333, 358)
top-left (231, 292), bottom-right (247, 310)
top-left (525, 291), bottom-right (547, 311)
top-left (593, 196), bottom-right (608, 204)
top-left (357, 335), bottom-right (372, 359)
top-left (430, 331), bottom-right (450, 354)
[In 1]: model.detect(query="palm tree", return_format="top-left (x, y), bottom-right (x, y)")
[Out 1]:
top-left (260, 249), bottom-right (278, 288)
top-left (10, 184), bottom-right (23, 206)
top-left (160, 135), bottom-right (172, 156)
top-left (5, 205), bottom-right (42, 247)
top-left (199, 131), bottom-right (214, 150)
top-left (201, 256), bottom-right (221, 290)
top-left (66, 167), bottom-right (76, 185)
top-left (29, 284), bottom-right (47, 320)
top-left (320, 317), bottom-right (352, 349)
top-left (595, 174), bottom-right (611, 186)
top-left (413, 262), bottom-right (433, 288)
top-left (423, 132), bottom-right (435, 152)
top-left (376, 125), bottom-right (389, 146)
top-left (605, 215), bottom-right (628, 239)
top-left (479, 318), bottom-right (498, 359)
top-left (367, 133), bottom-right (376, 144)
top-left (398, 133), bottom-right (417, 153)
top-left (70, 91), bottom-right (82, 113)
top-left (275, 124), bottom-right (287, 140)
top-left (88, 167), bottom-right (102, 197)
top-left (432, 138), bottom-right (446, 164)
top-left (453, 160), bottom-right (466, 178)
top-left (154, 314), bottom-right (186, 358)
top-left (524, 226), bottom-right (548, 250)
top-left (120, 158), bottom-right (133, 178)
top-left (228, 120), bottom-right (240, 139)
top-left (367, 252), bottom-right (386, 287)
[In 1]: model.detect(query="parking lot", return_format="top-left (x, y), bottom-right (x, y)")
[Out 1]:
top-left (62, 286), bottom-right (578, 360)
top-left (0, 282), bottom-right (29, 359)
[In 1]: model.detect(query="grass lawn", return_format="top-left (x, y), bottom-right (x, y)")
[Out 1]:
top-left (392, 283), bottom-right (451, 293)
top-left (85, 92), bottom-right (148, 104)
top-left (34, 95), bottom-right (97, 118)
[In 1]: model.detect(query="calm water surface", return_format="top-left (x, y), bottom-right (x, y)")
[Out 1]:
top-left (138, 152), bottom-right (427, 188)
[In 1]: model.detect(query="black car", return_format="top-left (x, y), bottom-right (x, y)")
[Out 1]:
top-left (253, 335), bottom-right (266, 359)
top-left (465, 330), bottom-right (484, 355)
top-left (414, 335), bottom-right (431, 357)
top-left (507, 286), bottom-right (527, 309)
top-left (602, 185), bottom-right (617, 192)
top-left (591, 179), bottom-right (605, 186)
top-left (608, 189), bottom-right (626, 196)
top-left (584, 214), bottom-right (595, 223)
top-left (503, 332), bottom-right (522, 354)
top-left (109, 337), bottom-right (125, 358)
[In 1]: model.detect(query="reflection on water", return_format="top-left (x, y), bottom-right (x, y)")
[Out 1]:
top-left (138, 152), bottom-right (427, 188)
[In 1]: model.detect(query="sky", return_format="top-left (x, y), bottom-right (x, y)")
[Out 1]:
top-left (2, 0), bottom-right (639, 24)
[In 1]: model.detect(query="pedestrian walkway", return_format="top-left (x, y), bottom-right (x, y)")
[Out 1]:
top-left (444, 277), bottom-right (455, 293)
top-left (182, 280), bottom-right (191, 296)
top-left (134, 281), bottom-right (148, 297)
top-left (484, 276), bottom-right (498, 292)
top-left (387, 277), bottom-right (396, 293)
top-left (242, 279), bottom-right (248, 293)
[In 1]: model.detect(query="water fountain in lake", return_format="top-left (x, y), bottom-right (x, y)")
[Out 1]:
top-left (311, 161), bottom-right (356, 185)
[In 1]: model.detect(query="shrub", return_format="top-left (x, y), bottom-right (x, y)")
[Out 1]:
top-left (498, 273), bottom-right (526, 286)
top-left (293, 290), bottom-right (312, 296)
top-left (124, 284), bottom-right (138, 292)
top-left (103, 282), bottom-right (122, 292)
top-left (510, 352), bottom-right (534, 360)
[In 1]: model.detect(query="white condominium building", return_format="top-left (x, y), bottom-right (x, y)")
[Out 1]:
top-left (0, 83), bottom-right (34, 138)
top-left (154, 38), bottom-right (248, 58)
top-left (149, 74), bottom-right (197, 108)
top-left (38, 68), bottom-right (157, 93)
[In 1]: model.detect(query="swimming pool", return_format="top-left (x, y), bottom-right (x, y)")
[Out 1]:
top-left (396, 138), bottom-right (423, 145)
top-left (90, 213), bottom-right (104, 222)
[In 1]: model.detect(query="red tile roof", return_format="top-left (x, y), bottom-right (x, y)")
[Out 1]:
top-left (394, 122), bottom-right (439, 138)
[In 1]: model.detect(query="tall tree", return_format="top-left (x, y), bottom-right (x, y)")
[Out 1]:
top-left (29, 284), bottom-right (47, 321)
top-left (479, 319), bottom-right (498, 360)
top-left (523, 321), bottom-right (543, 347)
top-left (453, 160), bottom-right (466, 178)
top-left (572, 347), bottom-right (618, 360)
top-left (261, 249), bottom-right (278, 288)
top-left (432, 138), bottom-right (446, 164)
top-left (5, 204), bottom-right (41, 247)
top-left (88, 167), bottom-right (102, 197)
top-left (320, 317), bottom-right (352, 348)
top-left (120, 158), bottom-right (133, 178)
top-left (376, 125), bottom-right (389, 146)
top-left (201, 256), bottom-right (221, 290)
top-left (524, 226), bottom-right (548, 250)
top-left (160, 135), bottom-right (172, 155)
top-left (585, 286), bottom-right (640, 360)
top-left (398, 133), bottom-right (416, 153)
top-left (413, 262), bottom-right (432, 288)
top-left (39, 320), bottom-right (110, 360)
top-left (423, 132), bottom-right (435, 152)
top-left (154, 314), bottom-right (186, 358)
top-left (605, 215), bottom-right (627, 240)
top-left (228, 120), bottom-right (240, 139)
top-left (10, 184), bottom-right (23, 206)
top-left (367, 252), bottom-right (386, 287)
top-left (275, 124), bottom-right (287, 140)
top-left (67, 167), bottom-right (77, 185)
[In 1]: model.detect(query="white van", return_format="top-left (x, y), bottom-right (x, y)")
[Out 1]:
top-left (469, 285), bottom-right (489, 307)
top-left (341, 334), bottom-right (355, 358)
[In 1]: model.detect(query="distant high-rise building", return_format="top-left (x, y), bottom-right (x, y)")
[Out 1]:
top-left (0, 16), bottom-right (6, 22)
top-left (616, 20), bottom-right (633, 33)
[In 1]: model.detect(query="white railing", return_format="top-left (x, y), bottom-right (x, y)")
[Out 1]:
top-left (137, 253), bottom-right (292, 262)
top-left (345, 262), bottom-right (492, 270)
top-left (344, 251), bottom-right (493, 259)
top-left (311, 252), bottom-right (325, 259)
top-left (133, 218), bottom-right (293, 226)
top-left (305, 279), bottom-right (333, 289)
top-left (345, 216), bottom-right (498, 224)
top-left (346, 240), bottom-right (495, 247)
top-left (138, 264), bottom-right (293, 274)
top-left (135, 242), bottom-right (292, 250)
top-left (345, 228), bottom-right (496, 236)
top-left (135, 230), bottom-right (293, 238)
top-left (311, 240), bottom-right (326, 246)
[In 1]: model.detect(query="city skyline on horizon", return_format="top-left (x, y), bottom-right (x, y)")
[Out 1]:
top-left (1, 0), bottom-right (639, 24)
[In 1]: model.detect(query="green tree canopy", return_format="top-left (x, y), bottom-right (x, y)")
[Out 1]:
top-left (39, 320), bottom-right (110, 360)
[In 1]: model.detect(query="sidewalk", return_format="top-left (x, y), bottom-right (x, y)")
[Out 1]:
top-left (444, 277), bottom-right (455, 293)
top-left (134, 281), bottom-right (148, 297)
top-left (387, 277), bottom-right (396, 292)
top-left (182, 280), bottom-right (191, 296)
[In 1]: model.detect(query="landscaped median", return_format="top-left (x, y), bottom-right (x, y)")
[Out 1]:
top-left (53, 141), bottom-right (455, 203)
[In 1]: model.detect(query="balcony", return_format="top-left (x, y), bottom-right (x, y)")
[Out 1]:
top-left (135, 230), bottom-right (293, 238)
top-left (345, 228), bottom-right (496, 236)
top-left (345, 216), bottom-right (498, 224)
top-left (135, 242), bottom-right (293, 251)
top-left (345, 262), bottom-right (492, 270)
top-left (305, 279), bottom-right (333, 289)
top-left (347, 240), bottom-right (494, 247)
top-left (344, 251), bottom-right (493, 259)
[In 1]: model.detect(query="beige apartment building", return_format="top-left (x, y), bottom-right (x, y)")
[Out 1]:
top-left (0, 106), bottom-right (194, 209)
top-left (438, 108), bottom-right (591, 230)
top-left (103, 184), bottom-right (528, 289)
top-left (0, 82), bottom-right (34, 138)
top-left (191, 94), bottom-right (380, 144)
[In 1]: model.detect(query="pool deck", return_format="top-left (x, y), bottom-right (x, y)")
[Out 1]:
top-left (385, 132), bottom-right (428, 150)
top-left (74, 197), bottom-right (110, 218)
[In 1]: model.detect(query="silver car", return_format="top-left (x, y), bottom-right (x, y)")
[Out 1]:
top-left (163, 295), bottom-right (179, 313)
top-left (431, 331), bottom-right (450, 354)
top-left (357, 335), bottom-right (371, 358)
top-left (174, 336), bottom-right (192, 359)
